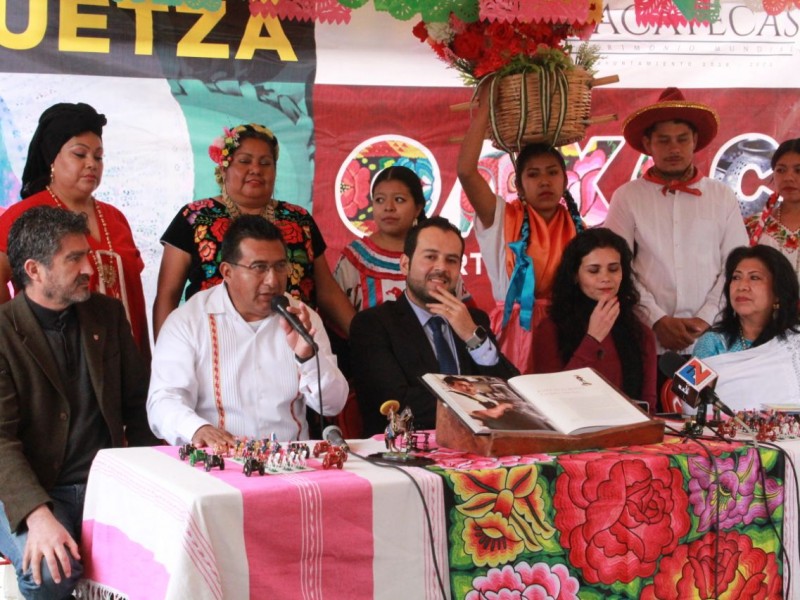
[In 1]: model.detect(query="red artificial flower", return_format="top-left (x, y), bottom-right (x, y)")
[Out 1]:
top-left (486, 21), bottom-right (514, 43)
top-left (208, 145), bottom-right (223, 166)
top-left (640, 530), bottom-right (782, 599)
top-left (452, 30), bottom-right (484, 62)
top-left (412, 20), bottom-right (428, 42)
top-left (553, 453), bottom-right (691, 585)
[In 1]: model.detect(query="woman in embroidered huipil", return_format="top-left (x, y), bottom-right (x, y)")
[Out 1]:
top-left (334, 166), bottom-right (426, 312)
top-left (0, 102), bottom-right (150, 357)
top-left (333, 166), bottom-right (469, 314)
top-left (694, 245), bottom-right (799, 359)
top-left (153, 123), bottom-right (354, 338)
top-left (457, 84), bottom-right (583, 374)
top-left (747, 138), bottom-right (800, 282)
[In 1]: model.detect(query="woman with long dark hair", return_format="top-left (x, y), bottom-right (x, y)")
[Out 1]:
top-left (533, 228), bottom-right (657, 413)
top-left (694, 245), bottom-right (799, 358)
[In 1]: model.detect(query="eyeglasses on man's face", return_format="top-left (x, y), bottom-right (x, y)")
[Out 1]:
top-left (228, 260), bottom-right (290, 276)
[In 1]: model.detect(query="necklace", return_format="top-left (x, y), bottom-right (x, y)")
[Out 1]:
top-left (46, 186), bottom-right (118, 289)
top-left (221, 193), bottom-right (276, 222)
top-left (738, 327), bottom-right (751, 350)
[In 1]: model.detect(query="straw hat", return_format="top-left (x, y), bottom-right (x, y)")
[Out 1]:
top-left (623, 87), bottom-right (719, 154)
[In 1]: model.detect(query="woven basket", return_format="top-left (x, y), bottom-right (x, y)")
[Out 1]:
top-left (486, 67), bottom-right (594, 150)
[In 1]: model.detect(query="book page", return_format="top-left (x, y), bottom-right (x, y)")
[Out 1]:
top-left (509, 368), bottom-right (649, 434)
top-left (422, 374), bottom-right (557, 434)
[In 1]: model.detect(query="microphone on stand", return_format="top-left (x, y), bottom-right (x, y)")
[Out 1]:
top-left (271, 295), bottom-right (318, 352)
top-left (659, 352), bottom-right (742, 426)
top-left (669, 354), bottom-right (719, 409)
top-left (323, 425), bottom-right (349, 452)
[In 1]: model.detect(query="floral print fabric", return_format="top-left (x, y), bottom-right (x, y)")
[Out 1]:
top-left (161, 197), bottom-right (325, 306)
top-left (427, 437), bottom-right (784, 599)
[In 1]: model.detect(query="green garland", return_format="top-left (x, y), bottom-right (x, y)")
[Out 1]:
top-left (335, 0), bottom-right (479, 23)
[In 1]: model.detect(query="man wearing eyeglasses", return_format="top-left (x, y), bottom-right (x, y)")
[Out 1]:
top-left (147, 215), bottom-right (347, 447)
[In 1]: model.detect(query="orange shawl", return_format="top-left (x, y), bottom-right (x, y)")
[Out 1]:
top-left (503, 201), bottom-right (577, 299)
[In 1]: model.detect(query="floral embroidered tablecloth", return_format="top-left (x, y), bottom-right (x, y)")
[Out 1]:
top-left (425, 436), bottom-right (784, 599)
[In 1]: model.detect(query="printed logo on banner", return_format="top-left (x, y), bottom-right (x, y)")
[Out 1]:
top-left (710, 133), bottom-right (777, 218)
top-left (334, 135), bottom-right (441, 238)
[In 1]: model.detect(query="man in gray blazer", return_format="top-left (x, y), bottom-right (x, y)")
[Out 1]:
top-left (0, 206), bottom-right (157, 599)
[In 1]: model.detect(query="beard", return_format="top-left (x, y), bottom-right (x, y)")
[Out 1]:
top-left (43, 274), bottom-right (91, 307)
top-left (405, 270), bottom-right (456, 306)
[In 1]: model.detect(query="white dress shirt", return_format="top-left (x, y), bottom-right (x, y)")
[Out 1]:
top-left (605, 176), bottom-right (748, 352)
top-left (147, 285), bottom-right (348, 444)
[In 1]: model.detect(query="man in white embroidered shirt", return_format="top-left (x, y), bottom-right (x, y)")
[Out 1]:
top-left (147, 216), bottom-right (347, 447)
top-left (605, 87), bottom-right (748, 355)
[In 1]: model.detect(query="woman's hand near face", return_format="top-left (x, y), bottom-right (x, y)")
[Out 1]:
top-left (586, 296), bottom-right (620, 343)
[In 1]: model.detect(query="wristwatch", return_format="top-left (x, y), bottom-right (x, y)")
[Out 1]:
top-left (465, 326), bottom-right (488, 350)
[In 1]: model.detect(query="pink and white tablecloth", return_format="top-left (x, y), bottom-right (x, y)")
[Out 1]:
top-left (79, 440), bottom-right (448, 600)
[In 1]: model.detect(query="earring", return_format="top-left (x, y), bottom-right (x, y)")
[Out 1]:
top-left (412, 218), bottom-right (418, 227)
top-left (49, 163), bottom-right (54, 183)
top-left (774, 302), bottom-right (780, 320)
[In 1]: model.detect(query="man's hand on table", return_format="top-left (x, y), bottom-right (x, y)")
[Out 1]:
top-left (192, 425), bottom-right (236, 449)
top-left (23, 504), bottom-right (80, 585)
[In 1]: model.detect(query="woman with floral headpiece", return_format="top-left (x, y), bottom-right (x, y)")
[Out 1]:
top-left (153, 123), bottom-right (354, 338)
top-left (457, 84), bottom-right (584, 374)
top-left (0, 102), bottom-right (150, 357)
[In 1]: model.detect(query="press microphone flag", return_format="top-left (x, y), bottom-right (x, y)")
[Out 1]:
top-left (671, 356), bottom-right (719, 408)
top-left (659, 352), bottom-right (738, 421)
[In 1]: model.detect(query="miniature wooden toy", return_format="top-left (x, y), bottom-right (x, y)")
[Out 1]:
top-left (322, 446), bottom-right (347, 470)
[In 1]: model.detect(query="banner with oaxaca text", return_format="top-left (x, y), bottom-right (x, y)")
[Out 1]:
top-left (1, 1), bottom-right (799, 315)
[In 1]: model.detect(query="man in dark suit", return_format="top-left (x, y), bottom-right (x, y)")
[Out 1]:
top-left (351, 216), bottom-right (517, 435)
top-left (0, 206), bottom-right (157, 599)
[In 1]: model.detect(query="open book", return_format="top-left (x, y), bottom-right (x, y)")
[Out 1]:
top-left (423, 368), bottom-right (650, 436)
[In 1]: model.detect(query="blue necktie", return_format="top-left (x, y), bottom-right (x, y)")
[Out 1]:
top-left (428, 316), bottom-right (458, 374)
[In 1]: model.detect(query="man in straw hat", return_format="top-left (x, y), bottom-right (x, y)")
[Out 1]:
top-left (605, 87), bottom-right (747, 359)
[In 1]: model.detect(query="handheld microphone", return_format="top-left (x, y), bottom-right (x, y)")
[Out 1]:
top-left (322, 425), bottom-right (349, 452)
top-left (270, 295), bottom-right (318, 352)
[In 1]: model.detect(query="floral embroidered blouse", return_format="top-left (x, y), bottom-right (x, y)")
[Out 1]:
top-left (745, 211), bottom-right (800, 278)
top-left (161, 197), bottom-right (326, 306)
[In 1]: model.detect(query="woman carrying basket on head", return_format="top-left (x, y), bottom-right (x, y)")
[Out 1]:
top-left (457, 83), bottom-right (584, 374)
